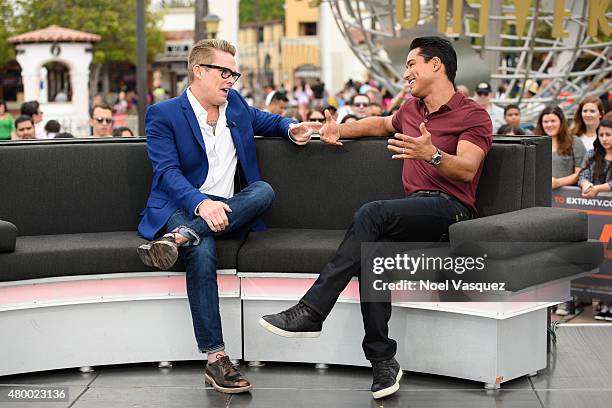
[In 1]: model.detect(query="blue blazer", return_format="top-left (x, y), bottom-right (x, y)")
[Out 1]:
top-left (138, 89), bottom-right (295, 240)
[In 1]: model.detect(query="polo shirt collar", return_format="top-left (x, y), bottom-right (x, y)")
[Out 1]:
top-left (417, 91), bottom-right (463, 112)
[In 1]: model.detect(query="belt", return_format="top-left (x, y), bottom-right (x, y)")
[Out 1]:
top-left (411, 190), bottom-right (473, 219)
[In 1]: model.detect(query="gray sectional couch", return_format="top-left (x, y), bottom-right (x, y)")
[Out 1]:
top-left (0, 136), bottom-right (602, 387)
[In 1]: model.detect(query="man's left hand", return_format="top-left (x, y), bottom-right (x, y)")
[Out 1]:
top-left (289, 122), bottom-right (323, 145)
top-left (387, 122), bottom-right (436, 161)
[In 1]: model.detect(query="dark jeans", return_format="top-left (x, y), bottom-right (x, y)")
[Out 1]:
top-left (300, 193), bottom-right (471, 362)
top-left (165, 181), bottom-right (275, 353)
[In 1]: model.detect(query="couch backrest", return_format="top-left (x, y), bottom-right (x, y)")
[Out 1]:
top-left (0, 135), bottom-right (547, 235)
top-left (0, 139), bottom-right (151, 236)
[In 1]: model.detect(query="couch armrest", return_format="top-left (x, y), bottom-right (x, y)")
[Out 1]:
top-left (449, 207), bottom-right (588, 259)
top-left (0, 220), bottom-right (18, 253)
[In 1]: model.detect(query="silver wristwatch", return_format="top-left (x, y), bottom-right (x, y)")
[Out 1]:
top-left (429, 147), bottom-right (442, 166)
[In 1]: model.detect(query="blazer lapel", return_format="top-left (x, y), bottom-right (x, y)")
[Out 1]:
top-left (225, 101), bottom-right (247, 165)
top-left (179, 92), bottom-right (206, 151)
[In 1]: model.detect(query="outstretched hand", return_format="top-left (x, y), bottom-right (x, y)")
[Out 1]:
top-left (289, 121), bottom-right (323, 145)
top-left (387, 122), bottom-right (436, 160)
top-left (320, 109), bottom-right (342, 146)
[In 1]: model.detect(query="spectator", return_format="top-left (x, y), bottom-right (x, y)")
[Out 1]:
top-left (578, 120), bottom-right (612, 198)
top-left (44, 120), bottom-right (61, 138)
top-left (307, 109), bottom-right (325, 123)
top-left (570, 96), bottom-right (604, 151)
top-left (350, 94), bottom-right (372, 119)
top-left (13, 115), bottom-right (36, 140)
top-left (388, 81), bottom-right (411, 111)
top-left (473, 82), bottom-right (505, 131)
top-left (113, 126), bottom-right (134, 137)
top-left (311, 78), bottom-right (326, 106)
top-left (455, 84), bottom-right (470, 97)
top-left (284, 108), bottom-right (303, 123)
top-left (20, 101), bottom-right (45, 139)
top-left (370, 103), bottom-right (384, 117)
top-left (266, 92), bottom-right (289, 116)
top-left (503, 104), bottom-right (532, 133)
top-left (0, 100), bottom-right (14, 140)
top-left (497, 124), bottom-right (526, 136)
top-left (340, 114), bottom-right (358, 124)
top-left (605, 111), bottom-right (612, 121)
top-left (54, 132), bottom-right (74, 139)
top-left (534, 105), bottom-right (585, 191)
top-left (90, 103), bottom-right (114, 137)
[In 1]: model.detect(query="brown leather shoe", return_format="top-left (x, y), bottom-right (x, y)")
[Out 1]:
top-left (205, 355), bottom-right (253, 394)
top-left (137, 235), bottom-right (179, 270)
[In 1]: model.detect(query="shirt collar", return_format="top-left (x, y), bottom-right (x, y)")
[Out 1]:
top-left (186, 87), bottom-right (228, 127)
top-left (417, 91), bottom-right (463, 113)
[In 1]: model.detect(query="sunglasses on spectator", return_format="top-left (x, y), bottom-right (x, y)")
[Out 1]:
top-left (198, 64), bottom-right (241, 81)
top-left (308, 117), bottom-right (325, 123)
top-left (353, 102), bottom-right (369, 108)
top-left (95, 117), bottom-right (114, 125)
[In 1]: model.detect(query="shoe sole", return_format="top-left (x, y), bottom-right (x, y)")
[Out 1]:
top-left (137, 241), bottom-right (178, 270)
top-left (372, 369), bottom-right (403, 399)
top-left (594, 315), bottom-right (606, 320)
top-left (555, 310), bottom-right (569, 316)
top-left (258, 317), bottom-right (321, 338)
top-left (205, 373), bottom-right (253, 394)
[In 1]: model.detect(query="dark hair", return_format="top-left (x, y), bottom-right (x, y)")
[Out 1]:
top-left (270, 92), bottom-right (289, 104)
top-left (324, 105), bottom-right (337, 113)
top-left (584, 119), bottom-right (612, 183)
top-left (0, 100), bottom-right (7, 112)
top-left (44, 120), bottom-right (61, 133)
top-left (570, 96), bottom-right (604, 137)
top-left (15, 115), bottom-right (33, 128)
top-left (497, 124), bottom-right (526, 136)
top-left (350, 93), bottom-right (370, 106)
top-left (113, 126), bottom-right (134, 137)
top-left (340, 114), bottom-right (359, 124)
top-left (534, 106), bottom-right (572, 155)
top-left (504, 104), bottom-right (520, 115)
top-left (90, 103), bottom-right (113, 118)
top-left (20, 101), bottom-right (40, 116)
top-left (307, 108), bottom-right (325, 120)
top-left (408, 36), bottom-right (457, 84)
top-left (54, 132), bottom-right (74, 139)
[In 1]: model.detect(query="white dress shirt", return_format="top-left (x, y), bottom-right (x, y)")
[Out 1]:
top-left (186, 87), bottom-right (238, 200)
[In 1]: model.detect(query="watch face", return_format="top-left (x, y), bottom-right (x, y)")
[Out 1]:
top-left (431, 149), bottom-right (442, 166)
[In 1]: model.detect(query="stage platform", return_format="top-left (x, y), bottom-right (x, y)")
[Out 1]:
top-left (1, 325), bottom-right (611, 407)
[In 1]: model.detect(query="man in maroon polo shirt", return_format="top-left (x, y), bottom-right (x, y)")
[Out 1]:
top-left (260, 36), bottom-right (492, 399)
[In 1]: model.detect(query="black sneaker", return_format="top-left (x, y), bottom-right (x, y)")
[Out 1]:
top-left (604, 311), bottom-right (612, 322)
top-left (137, 234), bottom-right (179, 270)
top-left (371, 357), bottom-right (402, 399)
top-left (205, 355), bottom-right (252, 394)
top-left (594, 310), bottom-right (608, 320)
top-left (259, 302), bottom-right (323, 338)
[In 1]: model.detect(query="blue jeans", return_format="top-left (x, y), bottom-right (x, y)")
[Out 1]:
top-left (165, 181), bottom-right (275, 353)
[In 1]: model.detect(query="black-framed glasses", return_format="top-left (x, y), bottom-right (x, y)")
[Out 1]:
top-left (308, 117), bottom-right (325, 123)
top-left (353, 102), bottom-right (369, 108)
top-left (95, 117), bottom-right (114, 125)
top-left (198, 64), bottom-right (241, 81)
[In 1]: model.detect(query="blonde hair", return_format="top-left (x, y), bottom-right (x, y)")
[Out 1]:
top-left (187, 39), bottom-right (236, 84)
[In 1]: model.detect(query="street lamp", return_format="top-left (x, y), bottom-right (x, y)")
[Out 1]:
top-left (202, 14), bottom-right (221, 39)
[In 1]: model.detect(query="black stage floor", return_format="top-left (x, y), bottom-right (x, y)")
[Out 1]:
top-left (2, 325), bottom-right (611, 408)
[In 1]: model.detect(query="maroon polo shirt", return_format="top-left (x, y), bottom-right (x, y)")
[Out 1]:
top-left (391, 92), bottom-right (492, 215)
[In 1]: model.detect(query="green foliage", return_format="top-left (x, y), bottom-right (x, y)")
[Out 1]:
top-left (239, 0), bottom-right (285, 26)
top-left (0, 0), bottom-right (15, 66)
top-left (12, 0), bottom-right (164, 65)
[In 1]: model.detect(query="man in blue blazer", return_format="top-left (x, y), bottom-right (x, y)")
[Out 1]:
top-left (137, 39), bottom-right (320, 394)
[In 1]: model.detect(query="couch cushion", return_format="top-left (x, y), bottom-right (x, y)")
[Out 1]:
top-left (0, 140), bottom-right (151, 236)
top-left (0, 220), bottom-right (17, 252)
top-left (0, 231), bottom-right (243, 282)
top-left (450, 207), bottom-right (588, 259)
top-left (475, 143), bottom-right (526, 217)
top-left (446, 240), bottom-right (603, 292)
top-left (237, 228), bottom-right (345, 273)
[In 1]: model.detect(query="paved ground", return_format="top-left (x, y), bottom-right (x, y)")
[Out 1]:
top-left (1, 325), bottom-right (611, 407)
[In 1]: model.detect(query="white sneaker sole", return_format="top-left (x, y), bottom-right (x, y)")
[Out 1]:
top-left (258, 317), bottom-right (321, 338)
top-left (372, 369), bottom-right (403, 399)
top-left (205, 373), bottom-right (253, 394)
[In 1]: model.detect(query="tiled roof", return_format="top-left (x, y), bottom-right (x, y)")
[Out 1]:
top-left (8, 25), bottom-right (101, 44)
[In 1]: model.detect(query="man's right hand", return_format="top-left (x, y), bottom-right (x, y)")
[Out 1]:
top-left (320, 109), bottom-right (343, 146)
top-left (197, 199), bottom-right (232, 232)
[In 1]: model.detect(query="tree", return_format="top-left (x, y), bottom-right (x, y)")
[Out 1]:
top-left (13, 0), bottom-right (165, 94)
top-left (0, 0), bottom-right (15, 69)
top-left (239, 0), bottom-right (285, 26)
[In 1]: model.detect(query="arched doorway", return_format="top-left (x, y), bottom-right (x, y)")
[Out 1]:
top-left (43, 61), bottom-right (71, 102)
top-left (0, 60), bottom-right (23, 103)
